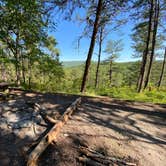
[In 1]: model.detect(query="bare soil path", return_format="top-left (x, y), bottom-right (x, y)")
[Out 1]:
top-left (0, 90), bottom-right (165, 166)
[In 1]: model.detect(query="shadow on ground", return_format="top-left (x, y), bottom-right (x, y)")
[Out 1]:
top-left (79, 97), bottom-right (166, 146)
top-left (0, 90), bottom-right (165, 166)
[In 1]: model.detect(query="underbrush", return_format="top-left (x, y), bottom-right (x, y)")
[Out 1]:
top-left (95, 86), bottom-right (166, 104)
top-left (20, 83), bottom-right (166, 104)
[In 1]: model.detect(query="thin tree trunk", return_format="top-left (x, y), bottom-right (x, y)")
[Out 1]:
top-left (95, 27), bottom-right (103, 88)
top-left (28, 57), bottom-right (32, 89)
top-left (144, 0), bottom-right (159, 89)
top-left (15, 5), bottom-right (21, 86)
top-left (80, 0), bottom-right (102, 93)
top-left (109, 60), bottom-right (113, 86)
top-left (137, 0), bottom-right (154, 92)
top-left (137, 53), bottom-right (146, 92)
top-left (21, 49), bottom-right (26, 84)
top-left (0, 50), bottom-right (7, 81)
top-left (158, 47), bottom-right (166, 88)
top-left (15, 33), bottom-right (21, 86)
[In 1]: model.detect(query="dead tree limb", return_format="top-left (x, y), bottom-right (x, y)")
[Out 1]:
top-left (79, 146), bottom-right (137, 166)
top-left (27, 97), bottom-right (81, 166)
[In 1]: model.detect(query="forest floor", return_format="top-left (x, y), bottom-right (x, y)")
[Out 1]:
top-left (0, 90), bottom-right (166, 166)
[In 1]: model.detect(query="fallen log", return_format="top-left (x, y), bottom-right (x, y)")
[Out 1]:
top-left (79, 146), bottom-right (137, 166)
top-left (27, 97), bottom-right (81, 166)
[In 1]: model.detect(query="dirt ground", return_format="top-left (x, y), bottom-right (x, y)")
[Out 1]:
top-left (0, 90), bottom-right (166, 166)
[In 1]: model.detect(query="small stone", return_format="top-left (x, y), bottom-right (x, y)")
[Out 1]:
top-left (64, 133), bottom-right (69, 137)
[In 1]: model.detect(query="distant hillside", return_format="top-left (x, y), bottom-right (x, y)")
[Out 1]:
top-left (62, 61), bottom-right (84, 67)
top-left (62, 61), bottom-right (138, 68)
top-left (62, 60), bottom-right (163, 68)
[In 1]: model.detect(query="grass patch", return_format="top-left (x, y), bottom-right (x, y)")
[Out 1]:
top-left (95, 86), bottom-right (166, 104)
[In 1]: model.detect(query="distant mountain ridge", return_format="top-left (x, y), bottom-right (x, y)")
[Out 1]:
top-left (62, 60), bottom-right (163, 68)
top-left (62, 60), bottom-right (137, 67)
top-left (62, 61), bottom-right (84, 67)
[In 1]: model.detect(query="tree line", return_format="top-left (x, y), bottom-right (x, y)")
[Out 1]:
top-left (0, 0), bottom-right (166, 94)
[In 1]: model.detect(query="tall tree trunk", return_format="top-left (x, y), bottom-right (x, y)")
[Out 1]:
top-left (158, 47), bottom-right (166, 88)
top-left (137, 0), bottom-right (154, 92)
top-left (15, 32), bottom-right (21, 86)
top-left (144, 0), bottom-right (159, 89)
top-left (28, 57), bottom-right (32, 89)
top-left (0, 50), bottom-right (7, 81)
top-left (80, 0), bottom-right (102, 93)
top-left (21, 49), bottom-right (26, 84)
top-left (15, 6), bottom-right (21, 86)
top-left (15, 61), bottom-right (20, 85)
top-left (109, 60), bottom-right (113, 86)
top-left (95, 27), bottom-right (103, 88)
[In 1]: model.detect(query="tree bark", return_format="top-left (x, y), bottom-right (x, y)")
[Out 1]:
top-left (137, 0), bottom-right (154, 92)
top-left (80, 0), bottom-right (102, 93)
top-left (109, 59), bottom-right (113, 86)
top-left (28, 57), bottom-right (32, 89)
top-left (144, 0), bottom-right (159, 89)
top-left (15, 5), bottom-right (21, 86)
top-left (21, 50), bottom-right (26, 84)
top-left (158, 47), bottom-right (166, 88)
top-left (15, 32), bottom-right (21, 86)
top-left (95, 27), bottom-right (103, 88)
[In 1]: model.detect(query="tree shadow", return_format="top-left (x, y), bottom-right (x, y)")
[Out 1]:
top-left (78, 98), bottom-right (166, 146)
top-left (38, 136), bottom-right (82, 166)
top-left (1, 90), bottom-right (165, 165)
top-left (0, 128), bottom-right (32, 166)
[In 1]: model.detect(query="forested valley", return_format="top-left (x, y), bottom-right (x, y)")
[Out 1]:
top-left (0, 0), bottom-right (166, 166)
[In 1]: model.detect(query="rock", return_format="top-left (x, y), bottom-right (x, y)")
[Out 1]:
top-left (64, 133), bottom-right (69, 137)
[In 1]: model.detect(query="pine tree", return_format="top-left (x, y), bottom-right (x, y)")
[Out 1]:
top-left (158, 47), bottom-right (166, 88)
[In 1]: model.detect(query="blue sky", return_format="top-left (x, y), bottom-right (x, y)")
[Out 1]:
top-left (49, 13), bottom-right (137, 62)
